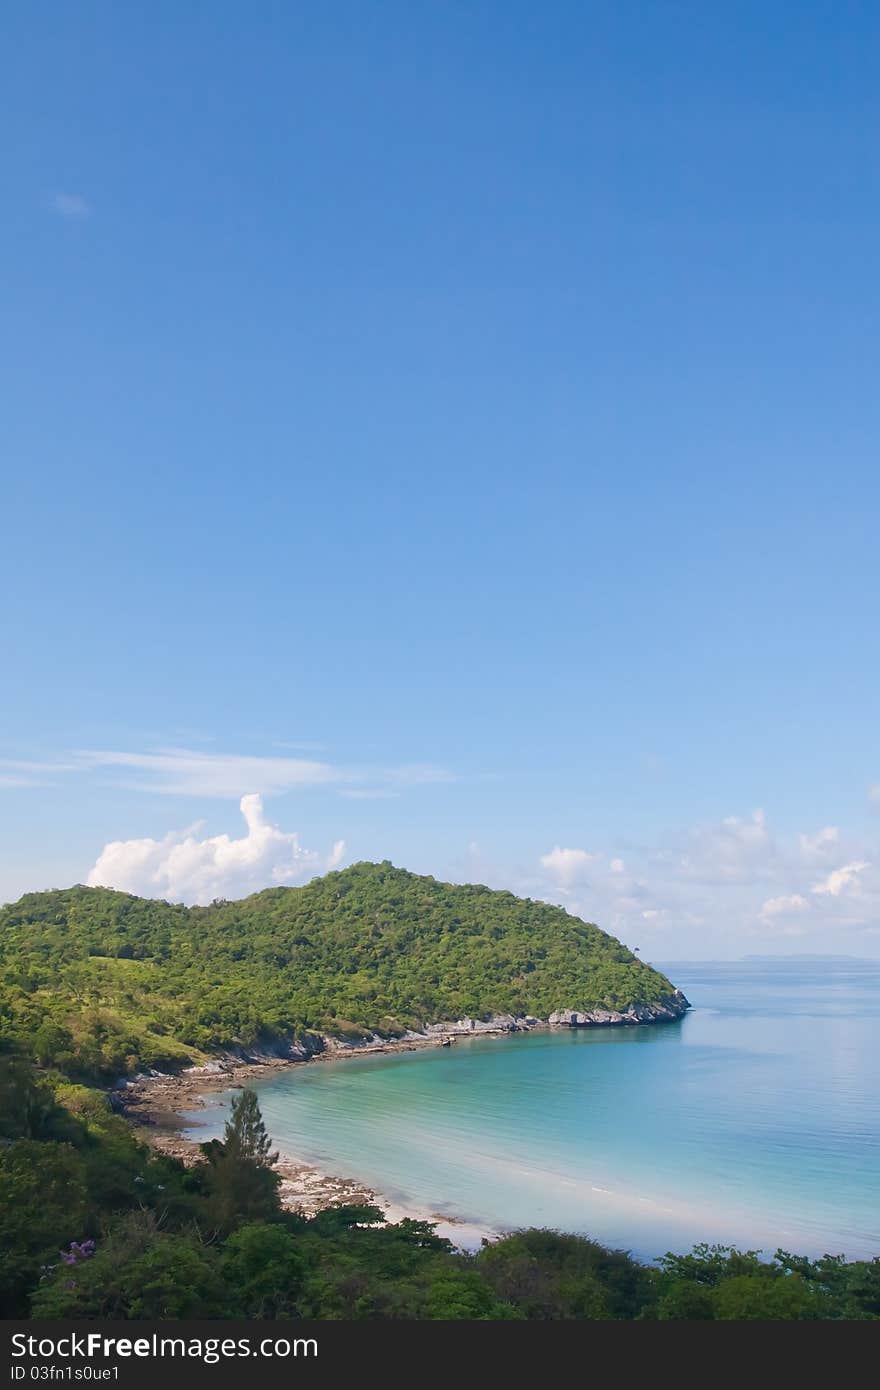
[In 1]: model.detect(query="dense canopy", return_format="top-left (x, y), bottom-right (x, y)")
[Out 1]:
top-left (0, 861), bottom-right (682, 1079)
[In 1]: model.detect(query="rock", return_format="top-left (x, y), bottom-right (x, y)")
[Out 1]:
top-left (548, 991), bottom-right (689, 1027)
top-left (423, 1014), bottom-right (534, 1037)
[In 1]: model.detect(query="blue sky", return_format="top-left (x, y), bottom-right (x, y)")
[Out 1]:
top-left (3, 2), bottom-right (878, 956)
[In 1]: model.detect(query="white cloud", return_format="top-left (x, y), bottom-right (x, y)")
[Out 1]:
top-left (0, 746), bottom-right (453, 799)
top-left (78, 748), bottom-right (339, 797)
top-left (87, 793), bottom-right (345, 905)
top-left (539, 846), bottom-right (596, 889)
top-left (871, 785), bottom-right (880, 805)
top-left (526, 806), bottom-right (880, 955)
top-left (679, 808), bottom-right (773, 884)
top-left (798, 826), bottom-right (839, 859)
top-left (759, 893), bottom-right (810, 921)
top-left (811, 861), bottom-right (870, 898)
top-left (52, 192), bottom-right (90, 218)
top-left (0, 758), bottom-right (80, 788)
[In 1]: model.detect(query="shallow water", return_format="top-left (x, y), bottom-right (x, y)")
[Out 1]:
top-left (185, 959), bottom-right (880, 1260)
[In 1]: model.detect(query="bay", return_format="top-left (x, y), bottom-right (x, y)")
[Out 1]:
top-left (185, 959), bottom-right (880, 1260)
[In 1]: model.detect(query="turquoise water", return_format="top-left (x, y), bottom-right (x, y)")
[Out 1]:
top-left (186, 960), bottom-right (880, 1260)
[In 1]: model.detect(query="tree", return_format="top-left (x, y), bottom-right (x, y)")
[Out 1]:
top-left (222, 1089), bottom-right (279, 1167)
top-left (202, 1090), bottom-right (281, 1231)
top-left (0, 1054), bottom-right (68, 1141)
top-left (422, 1269), bottom-right (521, 1320)
top-left (652, 1280), bottom-right (715, 1319)
top-left (222, 1223), bottom-right (304, 1317)
top-left (0, 1140), bottom-right (89, 1315)
top-left (475, 1231), bottom-right (625, 1319)
top-left (657, 1243), bottom-right (767, 1286)
top-left (712, 1273), bottom-right (825, 1320)
top-left (31, 1214), bottom-right (228, 1319)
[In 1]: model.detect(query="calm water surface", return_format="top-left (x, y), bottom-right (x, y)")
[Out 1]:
top-left (186, 960), bottom-right (880, 1260)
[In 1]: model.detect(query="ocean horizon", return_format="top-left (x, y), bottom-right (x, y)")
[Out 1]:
top-left (186, 957), bottom-right (880, 1262)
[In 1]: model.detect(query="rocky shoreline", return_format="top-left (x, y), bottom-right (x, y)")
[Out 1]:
top-left (117, 991), bottom-right (690, 1139)
top-left (547, 991), bottom-right (689, 1027)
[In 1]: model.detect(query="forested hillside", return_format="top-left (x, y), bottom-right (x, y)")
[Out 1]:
top-left (0, 861), bottom-right (684, 1079)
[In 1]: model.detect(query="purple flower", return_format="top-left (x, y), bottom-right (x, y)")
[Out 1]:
top-left (59, 1239), bottom-right (96, 1266)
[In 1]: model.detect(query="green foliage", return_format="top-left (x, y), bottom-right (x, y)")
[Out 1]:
top-left (294, 1212), bottom-right (463, 1319)
top-left (221, 1224), bottom-right (304, 1317)
top-left (223, 1087), bottom-right (279, 1166)
top-left (31, 1214), bottom-right (228, 1319)
top-left (653, 1280), bottom-right (716, 1319)
top-left (647, 1243), bottom-right (880, 1320)
top-left (200, 1088), bottom-right (282, 1232)
top-left (775, 1249), bottom-right (880, 1319)
top-left (0, 1053), bottom-right (73, 1141)
top-left (711, 1272), bottom-right (823, 1320)
top-left (0, 1139), bottom-right (89, 1315)
top-left (421, 1268), bottom-right (521, 1320)
top-left (657, 1242), bottom-right (769, 1287)
top-left (475, 1229), bottom-right (649, 1319)
top-left (0, 865), bottom-right (683, 1079)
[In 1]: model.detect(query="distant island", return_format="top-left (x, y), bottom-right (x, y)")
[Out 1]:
top-left (741, 954), bottom-right (871, 962)
top-left (0, 860), bottom-right (687, 1081)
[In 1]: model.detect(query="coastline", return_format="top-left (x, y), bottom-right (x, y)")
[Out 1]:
top-left (117, 998), bottom-right (689, 1251)
top-left (118, 1037), bottom-right (508, 1250)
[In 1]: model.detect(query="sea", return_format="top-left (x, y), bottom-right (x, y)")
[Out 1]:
top-left (184, 958), bottom-right (880, 1261)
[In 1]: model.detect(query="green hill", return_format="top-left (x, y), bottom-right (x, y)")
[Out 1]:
top-left (0, 861), bottom-right (686, 1080)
